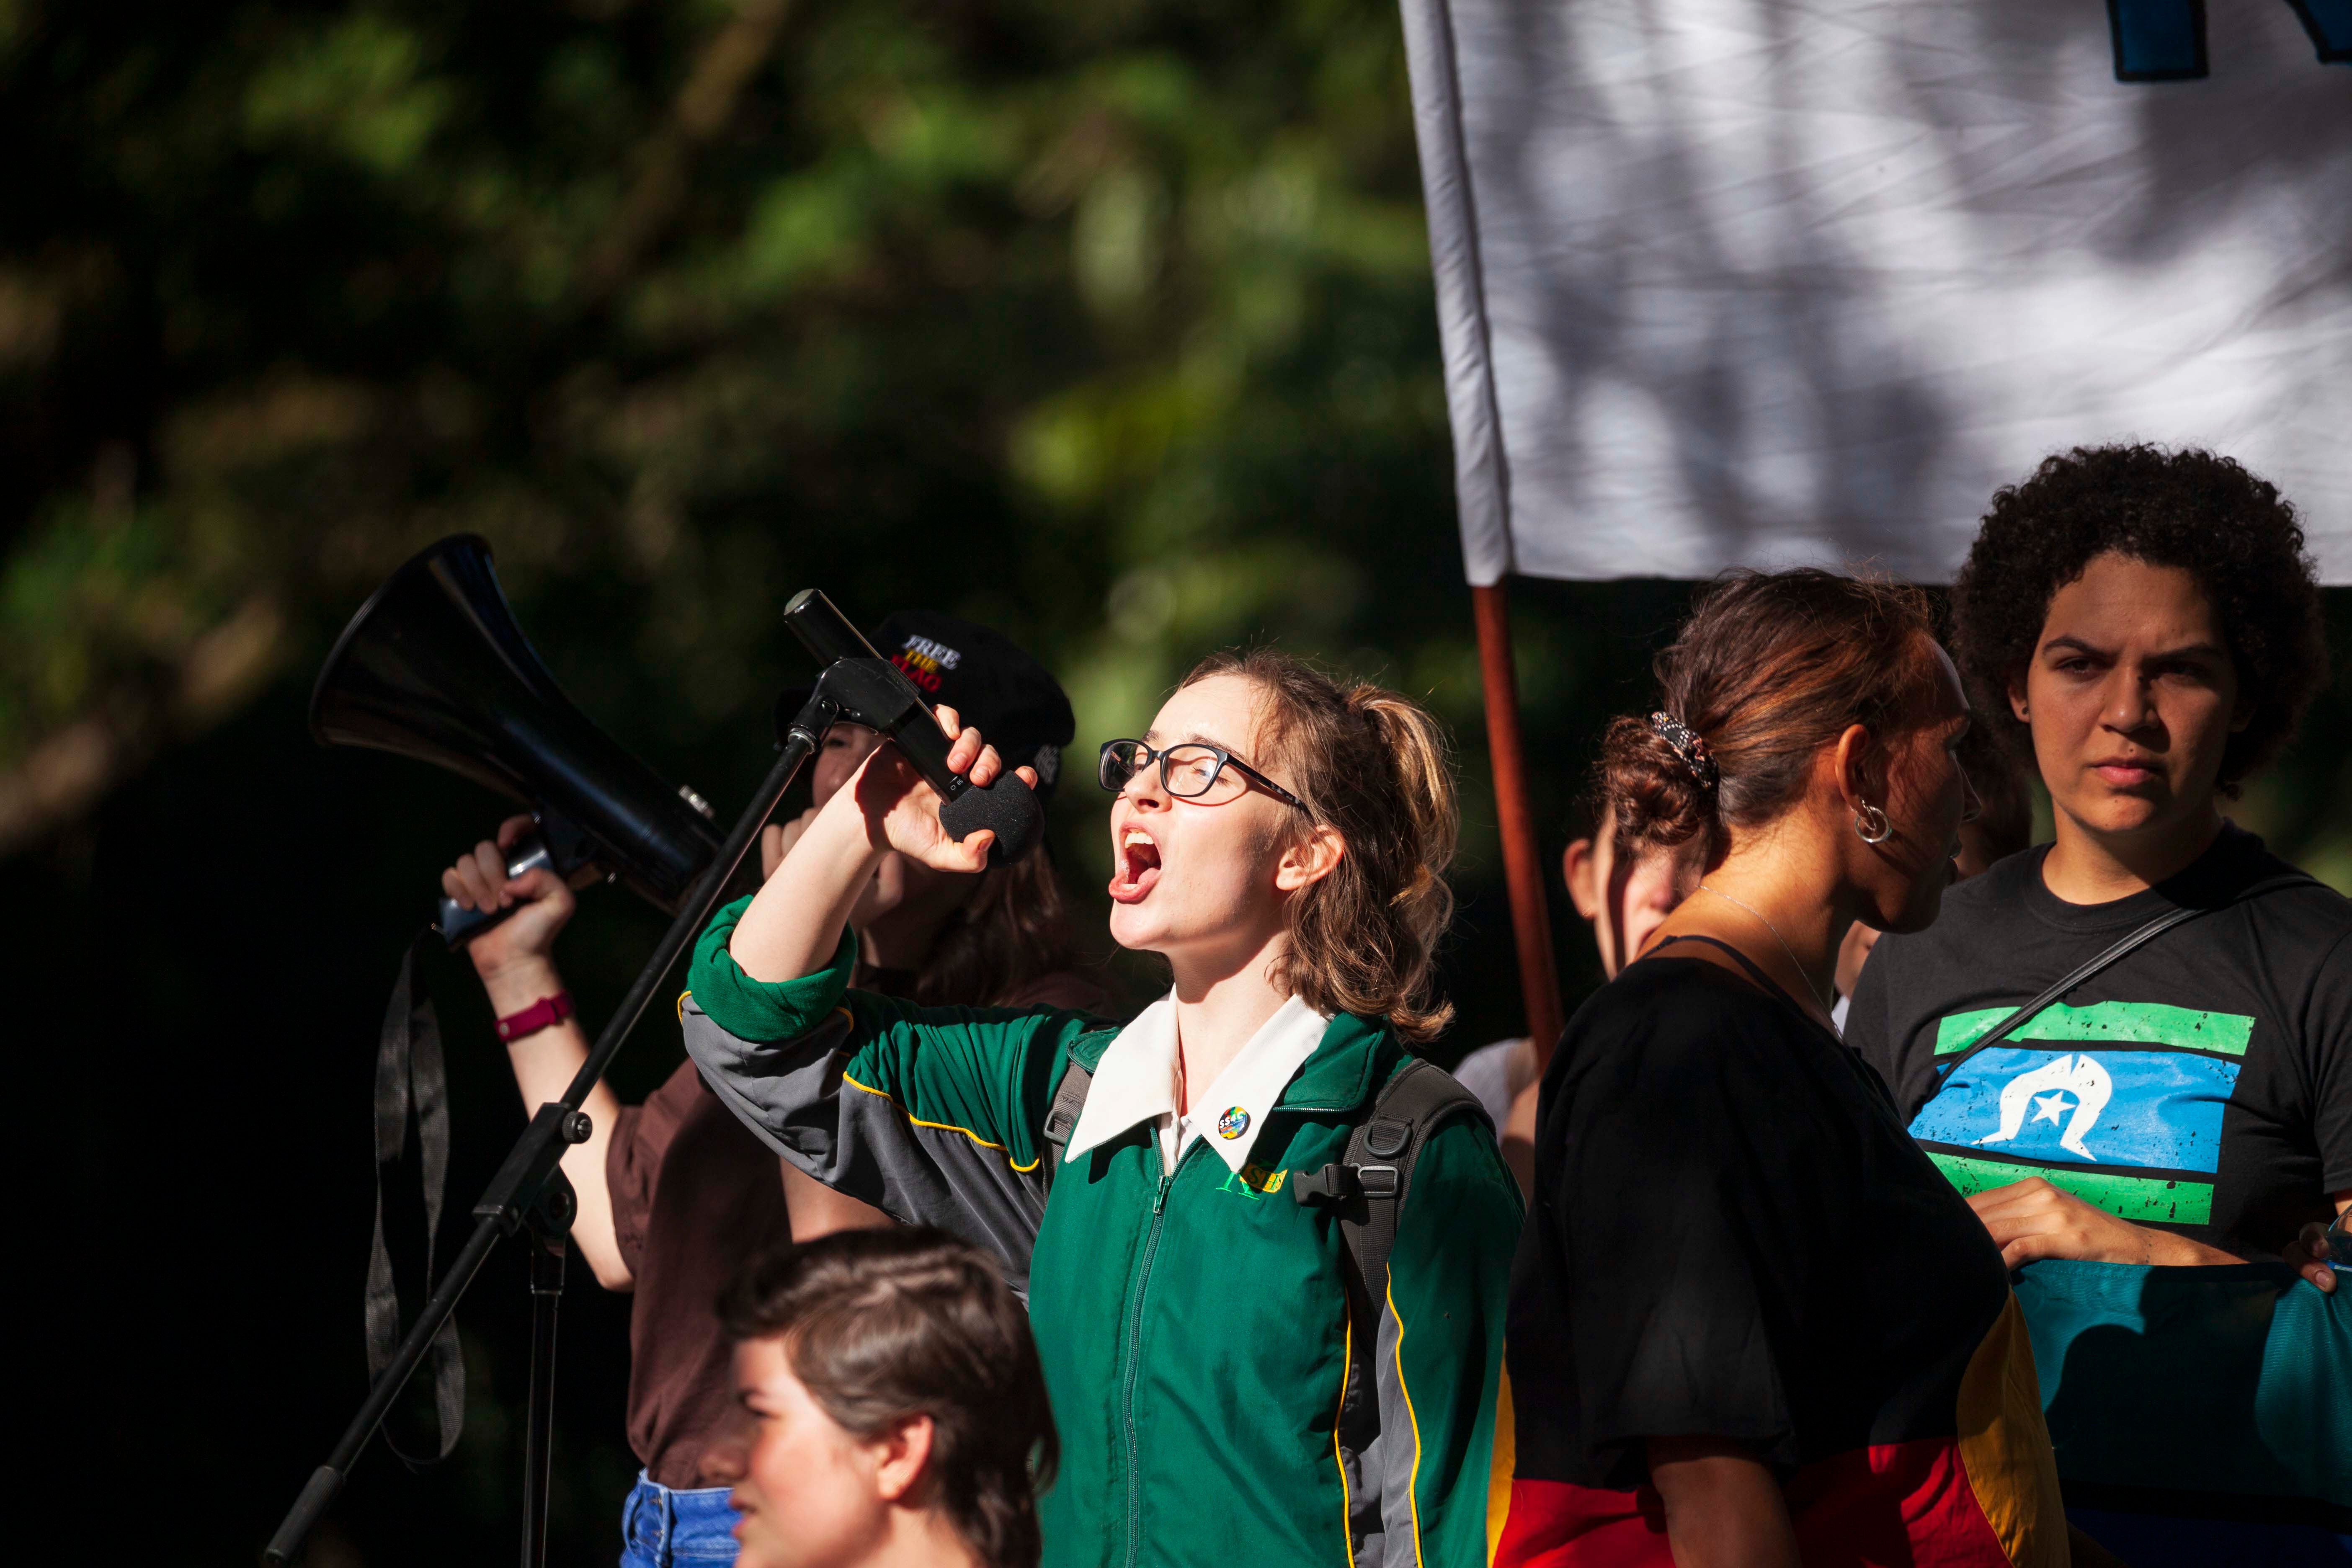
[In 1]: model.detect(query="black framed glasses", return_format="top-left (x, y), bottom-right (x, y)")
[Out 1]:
top-left (1097, 739), bottom-right (1310, 812)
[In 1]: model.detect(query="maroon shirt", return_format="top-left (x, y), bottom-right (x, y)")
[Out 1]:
top-left (605, 967), bottom-right (1113, 1486)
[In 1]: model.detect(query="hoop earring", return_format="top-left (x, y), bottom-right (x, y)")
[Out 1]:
top-left (1854, 803), bottom-right (1891, 844)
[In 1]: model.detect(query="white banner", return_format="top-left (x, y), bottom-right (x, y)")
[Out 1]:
top-left (1400, 0), bottom-right (2352, 584)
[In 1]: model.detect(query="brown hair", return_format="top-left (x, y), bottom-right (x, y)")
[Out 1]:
top-left (718, 1228), bottom-right (1059, 1568)
top-left (1181, 649), bottom-right (1458, 1044)
top-left (1604, 569), bottom-right (1944, 860)
top-left (1955, 723), bottom-right (2033, 862)
top-left (911, 843), bottom-right (1081, 1009)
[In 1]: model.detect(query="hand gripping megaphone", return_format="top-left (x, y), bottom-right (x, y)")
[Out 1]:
top-left (309, 534), bottom-right (722, 943)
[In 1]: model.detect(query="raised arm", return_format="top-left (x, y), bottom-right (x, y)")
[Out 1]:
top-left (752, 807), bottom-right (900, 1242)
top-left (441, 816), bottom-right (629, 1290)
top-left (727, 705), bottom-right (1025, 983)
top-left (681, 916), bottom-right (1079, 1293)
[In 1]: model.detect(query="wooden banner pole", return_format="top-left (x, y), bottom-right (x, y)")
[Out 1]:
top-left (1471, 580), bottom-right (1564, 1059)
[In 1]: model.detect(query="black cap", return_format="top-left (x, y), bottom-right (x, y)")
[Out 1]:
top-left (776, 610), bottom-right (1077, 796)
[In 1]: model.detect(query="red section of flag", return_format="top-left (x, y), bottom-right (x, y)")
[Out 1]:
top-left (1494, 1476), bottom-right (1668, 1566)
top-left (1496, 1438), bottom-right (2017, 1567)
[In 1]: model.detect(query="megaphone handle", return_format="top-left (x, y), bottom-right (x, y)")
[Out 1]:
top-left (436, 830), bottom-right (557, 948)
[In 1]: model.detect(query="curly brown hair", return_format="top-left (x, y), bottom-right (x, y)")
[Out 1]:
top-left (1950, 445), bottom-right (2326, 797)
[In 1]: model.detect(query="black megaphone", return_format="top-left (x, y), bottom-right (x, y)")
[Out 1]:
top-left (311, 534), bottom-right (722, 944)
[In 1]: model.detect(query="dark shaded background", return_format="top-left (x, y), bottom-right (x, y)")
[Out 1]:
top-left (4, 0), bottom-right (2344, 1561)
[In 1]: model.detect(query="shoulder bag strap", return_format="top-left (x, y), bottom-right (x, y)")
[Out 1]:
top-left (1926, 873), bottom-right (2318, 1096)
top-left (366, 929), bottom-right (467, 1467)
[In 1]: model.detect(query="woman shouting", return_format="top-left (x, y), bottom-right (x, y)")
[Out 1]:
top-left (682, 650), bottom-right (1522, 1568)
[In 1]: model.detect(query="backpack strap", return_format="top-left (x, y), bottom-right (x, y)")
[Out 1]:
top-left (1293, 1057), bottom-right (1491, 1303)
top-left (1292, 1057), bottom-right (1491, 1476)
top-left (1039, 1051), bottom-right (1096, 1184)
top-left (1925, 872), bottom-right (2319, 1099)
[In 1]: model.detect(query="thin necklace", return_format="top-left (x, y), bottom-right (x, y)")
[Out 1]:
top-left (1696, 885), bottom-right (1836, 1022)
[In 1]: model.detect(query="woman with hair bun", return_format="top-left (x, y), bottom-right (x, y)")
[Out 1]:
top-left (682, 648), bottom-right (1522, 1568)
top-left (1497, 570), bottom-right (2069, 1568)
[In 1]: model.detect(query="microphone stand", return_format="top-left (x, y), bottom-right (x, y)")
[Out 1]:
top-left (264, 686), bottom-right (847, 1567)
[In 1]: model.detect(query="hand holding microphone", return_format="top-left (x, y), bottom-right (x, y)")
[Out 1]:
top-left (727, 693), bottom-right (1042, 985)
top-left (849, 703), bottom-right (1039, 874)
top-left (781, 590), bottom-right (1049, 867)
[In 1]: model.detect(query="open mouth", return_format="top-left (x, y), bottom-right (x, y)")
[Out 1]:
top-left (1109, 827), bottom-right (1162, 903)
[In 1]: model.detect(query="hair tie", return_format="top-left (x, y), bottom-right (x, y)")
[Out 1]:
top-left (1648, 712), bottom-right (1719, 793)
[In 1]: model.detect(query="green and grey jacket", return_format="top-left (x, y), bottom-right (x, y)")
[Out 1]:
top-left (681, 897), bottom-right (1523, 1568)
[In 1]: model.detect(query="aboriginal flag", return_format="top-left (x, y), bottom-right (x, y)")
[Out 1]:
top-left (1496, 955), bottom-right (2068, 1567)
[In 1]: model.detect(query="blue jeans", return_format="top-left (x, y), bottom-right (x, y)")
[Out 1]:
top-left (619, 1471), bottom-right (740, 1568)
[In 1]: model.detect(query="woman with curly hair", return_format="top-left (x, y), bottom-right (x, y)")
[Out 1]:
top-left (1846, 444), bottom-right (2349, 1294)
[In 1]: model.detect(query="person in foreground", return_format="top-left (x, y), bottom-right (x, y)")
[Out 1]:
top-left (1498, 569), bottom-right (2069, 1568)
top-left (438, 611), bottom-right (1099, 1566)
top-left (681, 648), bottom-right (1523, 1568)
top-left (704, 1228), bottom-right (1057, 1568)
top-left (1846, 446), bottom-right (2349, 1291)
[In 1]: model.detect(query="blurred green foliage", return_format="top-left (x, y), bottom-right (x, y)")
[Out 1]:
top-left (0, 0), bottom-right (1502, 867)
top-left (8, 0), bottom-right (2341, 878)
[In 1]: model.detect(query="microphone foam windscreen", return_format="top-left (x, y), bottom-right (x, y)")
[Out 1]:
top-left (937, 776), bottom-right (1044, 866)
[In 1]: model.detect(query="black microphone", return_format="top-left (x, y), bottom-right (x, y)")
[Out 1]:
top-left (781, 589), bottom-right (1043, 864)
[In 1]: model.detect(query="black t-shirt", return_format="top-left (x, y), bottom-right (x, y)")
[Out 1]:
top-left (1846, 823), bottom-right (2352, 1259)
top-left (1504, 942), bottom-right (2057, 1564)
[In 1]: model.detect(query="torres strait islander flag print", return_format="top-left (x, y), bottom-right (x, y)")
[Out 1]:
top-left (1910, 1001), bottom-right (2249, 1226)
top-left (1492, 1295), bottom-right (2066, 1566)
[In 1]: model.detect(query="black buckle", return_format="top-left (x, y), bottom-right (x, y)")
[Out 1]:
top-left (1291, 1164), bottom-right (1357, 1204)
top-left (1290, 1163), bottom-right (1400, 1205)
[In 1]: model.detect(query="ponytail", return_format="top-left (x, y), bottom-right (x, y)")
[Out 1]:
top-left (1181, 650), bottom-right (1458, 1044)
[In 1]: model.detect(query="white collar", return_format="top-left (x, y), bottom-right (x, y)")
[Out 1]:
top-left (1063, 992), bottom-right (1331, 1175)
